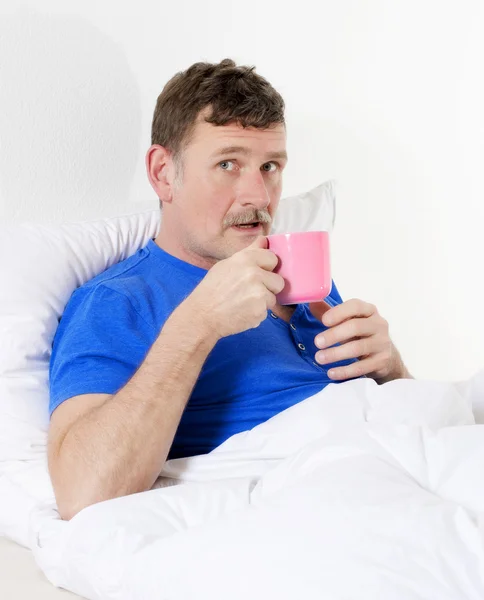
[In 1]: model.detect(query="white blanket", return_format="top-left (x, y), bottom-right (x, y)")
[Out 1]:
top-left (30, 372), bottom-right (484, 600)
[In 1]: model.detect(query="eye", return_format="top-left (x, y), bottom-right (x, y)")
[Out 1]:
top-left (219, 160), bottom-right (236, 171)
top-left (261, 162), bottom-right (278, 172)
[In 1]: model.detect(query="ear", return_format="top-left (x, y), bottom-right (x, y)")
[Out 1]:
top-left (145, 144), bottom-right (177, 204)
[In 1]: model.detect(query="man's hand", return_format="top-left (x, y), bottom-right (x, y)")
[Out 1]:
top-left (312, 299), bottom-right (412, 384)
top-left (185, 237), bottom-right (285, 340)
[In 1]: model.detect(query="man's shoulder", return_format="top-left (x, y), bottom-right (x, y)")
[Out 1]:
top-left (82, 244), bottom-right (152, 294)
top-left (49, 246), bottom-right (163, 411)
top-left (63, 244), bottom-right (161, 323)
top-left (65, 241), bottom-right (194, 328)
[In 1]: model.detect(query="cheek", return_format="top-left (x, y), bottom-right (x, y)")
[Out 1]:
top-left (269, 187), bottom-right (282, 213)
top-left (269, 174), bottom-right (283, 193)
top-left (199, 194), bottom-right (234, 232)
top-left (180, 168), bottom-right (235, 232)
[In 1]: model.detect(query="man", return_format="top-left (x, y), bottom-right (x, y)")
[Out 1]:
top-left (48, 59), bottom-right (411, 520)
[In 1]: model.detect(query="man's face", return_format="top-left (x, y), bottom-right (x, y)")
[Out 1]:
top-left (165, 114), bottom-right (287, 268)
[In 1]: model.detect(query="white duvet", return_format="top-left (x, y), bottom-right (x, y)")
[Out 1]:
top-left (30, 372), bottom-right (484, 600)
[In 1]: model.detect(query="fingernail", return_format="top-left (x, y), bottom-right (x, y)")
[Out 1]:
top-left (316, 336), bottom-right (326, 349)
top-left (328, 369), bottom-right (336, 378)
top-left (316, 351), bottom-right (325, 363)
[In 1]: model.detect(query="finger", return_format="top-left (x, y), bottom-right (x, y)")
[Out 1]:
top-left (315, 317), bottom-right (375, 350)
top-left (265, 290), bottom-right (277, 311)
top-left (322, 299), bottom-right (376, 327)
top-left (262, 270), bottom-right (285, 295)
top-left (250, 248), bottom-right (279, 271)
top-left (327, 356), bottom-right (381, 381)
top-left (315, 337), bottom-right (378, 365)
top-left (248, 235), bottom-right (268, 249)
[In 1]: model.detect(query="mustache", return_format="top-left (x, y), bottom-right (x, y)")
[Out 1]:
top-left (223, 209), bottom-right (272, 228)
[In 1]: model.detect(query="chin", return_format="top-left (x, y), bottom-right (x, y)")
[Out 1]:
top-left (220, 237), bottom-right (253, 259)
top-left (217, 225), bottom-right (267, 258)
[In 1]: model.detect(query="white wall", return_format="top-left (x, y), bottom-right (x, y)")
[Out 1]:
top-left (1, 0), bottom-right (483, 381)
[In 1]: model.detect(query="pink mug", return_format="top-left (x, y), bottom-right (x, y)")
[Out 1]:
top-left (267, 231), bottom-right (331, 305)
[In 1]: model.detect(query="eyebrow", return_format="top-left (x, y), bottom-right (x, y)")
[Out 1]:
top-left (211, 145), bottom-right (288, 161)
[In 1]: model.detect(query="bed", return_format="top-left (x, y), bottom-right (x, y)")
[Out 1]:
top-left (29, 372), bottom-right (484, 600)
top-left (2, 182), bottom-right (484, 599)
top-left (1, 183), bottom-right (343, 600)
top-left (0, 537), bottom-right (81, 599)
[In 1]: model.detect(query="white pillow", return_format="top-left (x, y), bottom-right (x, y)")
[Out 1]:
top-left (0, 180), bottom-right (336, 548)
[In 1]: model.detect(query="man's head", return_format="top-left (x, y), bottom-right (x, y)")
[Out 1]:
top-left (146, 58), bottom-right (287, 269)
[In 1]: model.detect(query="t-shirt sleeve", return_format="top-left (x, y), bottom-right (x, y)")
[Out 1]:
top-left (49, 284), bottom-right (156, 416)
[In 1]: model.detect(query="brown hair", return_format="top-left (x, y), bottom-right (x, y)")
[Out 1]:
top-left (151, 58), bottom-right (285, 156)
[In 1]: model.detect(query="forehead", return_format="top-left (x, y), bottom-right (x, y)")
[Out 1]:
top-left (186, 117), bottom-right (287, 157)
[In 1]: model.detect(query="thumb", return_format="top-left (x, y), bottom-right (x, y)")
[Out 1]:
top-left (248, 235), bottom-right (268, 249)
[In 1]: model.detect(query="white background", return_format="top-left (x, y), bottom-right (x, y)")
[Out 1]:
top-left (0, 0), bottom-right (483, 380)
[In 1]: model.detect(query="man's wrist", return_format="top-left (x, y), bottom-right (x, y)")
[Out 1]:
top-left (168, 298), bottom-right (221, 350)
top-left (392, 353), bottom-right (413, 380)
top-left (376, 356), bottom-right (413, 384)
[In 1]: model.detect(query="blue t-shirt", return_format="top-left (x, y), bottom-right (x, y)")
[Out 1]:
top-left (49, 240), bottom-right (358, 459)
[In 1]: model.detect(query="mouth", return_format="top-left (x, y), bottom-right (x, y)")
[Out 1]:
top-left (231, 222), bottom-right (264, 234)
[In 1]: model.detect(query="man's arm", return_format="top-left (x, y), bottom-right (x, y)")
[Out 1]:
top-left (48, 306), bottom-right (218, 521)
top-left (48, 237), bottom-right (284, 520)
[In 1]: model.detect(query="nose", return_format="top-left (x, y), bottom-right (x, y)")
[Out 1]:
top-left (237, 170), bottom-right (270, 210)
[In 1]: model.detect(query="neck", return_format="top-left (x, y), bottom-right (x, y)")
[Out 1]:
top-left (154, 222), bottom-right (215, 271)
top-left (270, 304), bottom-right (296, 323)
